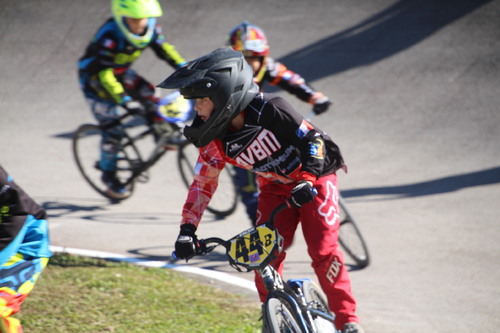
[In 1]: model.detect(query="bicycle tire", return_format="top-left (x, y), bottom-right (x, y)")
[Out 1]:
top-left (264, 295), bottom-right (303, 333)
top-left (338, 195), bottom-right (370, 268)
top-left (301, 280), bottom-right (337, 332)
top-left (177, 141), bottom-right (239, 217)
top-left (72, 123), bottom-right (137, 201)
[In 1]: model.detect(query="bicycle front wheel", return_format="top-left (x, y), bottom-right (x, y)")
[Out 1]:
top-left (338, 195), bottom-right (370, 268)
top-left (301, 280), bottom-right (337, 332)
top-left (72, 124), bottom-right (136, 201)
top-left (264, 296), bottom-right (303, 333)
top-left (177, 141), bottom-right (239, 218)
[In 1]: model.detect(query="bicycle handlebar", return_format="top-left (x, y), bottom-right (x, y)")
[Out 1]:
top-left (267, 201), bottom-right (289, 227)
top-left (171, 201), bottom-right (292, 261)
top-left (99, 111), bottom-right (134, 130)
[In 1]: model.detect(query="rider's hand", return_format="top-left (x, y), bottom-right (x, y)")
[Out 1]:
top-left (174, 224), bottom-right (199, 260)
top-left (122, 99), bottom-right (146, 116)
top-left (289, 181), bottom-right (317, 208)
top-left (0, 185), bottom-right (23, 221)
top-left (312, 96), bottom-right (331, 115)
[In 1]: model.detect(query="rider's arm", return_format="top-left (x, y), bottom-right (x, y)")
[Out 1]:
top-left (97, 68), bottom-right (129, 104)
top-left (79, 23), bottom-right (132, 105)
top-left (150, 24), bottom-right (186, 68)
top-left (264, 58), bottom-right (328, 106)
top-left (181, 141), bottom-right (226, 228)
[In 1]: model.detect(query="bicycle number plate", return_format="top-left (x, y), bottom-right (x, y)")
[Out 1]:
top-left (227, 224), bottom-right (283, 271)
top-left (157, 91), bottom-right (194, 123)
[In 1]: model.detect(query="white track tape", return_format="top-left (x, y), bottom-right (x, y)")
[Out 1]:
top-left (50, 246), bottom-right (257, 293)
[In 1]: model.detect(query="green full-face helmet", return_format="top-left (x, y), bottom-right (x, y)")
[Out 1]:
top-left (111, 0), bottom-right (163, 48)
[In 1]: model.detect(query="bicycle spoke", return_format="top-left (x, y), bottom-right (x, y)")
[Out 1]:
top-left (265, 297), bottom-right (302, 333)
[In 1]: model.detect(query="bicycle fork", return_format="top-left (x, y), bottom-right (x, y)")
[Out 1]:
top-left (288, 279), bottom-right (337, 331)
top-left (260, 266), bottom-right (312, 332)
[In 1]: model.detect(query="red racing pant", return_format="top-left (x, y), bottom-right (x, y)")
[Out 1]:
top-left (255, 173), bottom-right (359, 328)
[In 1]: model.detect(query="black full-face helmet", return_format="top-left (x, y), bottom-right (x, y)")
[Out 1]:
top-left (157, 47), bottom-right (259, 147)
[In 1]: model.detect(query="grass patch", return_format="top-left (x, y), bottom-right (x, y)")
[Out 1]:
top-left (18, 253), bottom-right (261, 332)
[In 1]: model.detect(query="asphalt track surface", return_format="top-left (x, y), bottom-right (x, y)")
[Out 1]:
top-left (1, 0), bottom-right (500, 332)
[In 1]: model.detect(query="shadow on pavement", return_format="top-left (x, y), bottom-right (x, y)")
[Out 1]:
top-left (342, 165), bottom-right (500, 200)
top-left (41, 198), bottom-right (108, 218)
top-left (269, 0), bottom-right (492, 87)
top-left (127, 246), bottom-right (231, 270)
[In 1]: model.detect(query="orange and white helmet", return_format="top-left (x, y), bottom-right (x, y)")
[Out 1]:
top-left (227, 21), bottom-right (269, 57)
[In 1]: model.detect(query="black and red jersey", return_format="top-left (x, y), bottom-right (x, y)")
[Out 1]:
top-left (181, 93), bottom-right (345, 226)
top-left (218, 93), bottom-right (344, 183)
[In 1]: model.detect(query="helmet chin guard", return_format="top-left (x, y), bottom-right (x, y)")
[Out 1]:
top-left (111, 0), bottom-right (163, 48)
top-left (158, 47), bottom-right (258, 147)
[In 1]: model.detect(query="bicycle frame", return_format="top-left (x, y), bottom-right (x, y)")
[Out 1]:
top-left (73, 92), bottom-right (239, 214)
top-left (260, 264), bottom-right (336, 332)
top-left (95, 100), bottom-right (191, 184)
top-left (116, 122), bottom-right (171, 186)
top-left (176, 202), bottom-right (338, 332)
top-left (73, 93), bottom-right (191, 200)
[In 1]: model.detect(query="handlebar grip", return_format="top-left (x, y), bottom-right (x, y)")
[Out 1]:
top-left (171, 239), bottom-right (207, 262)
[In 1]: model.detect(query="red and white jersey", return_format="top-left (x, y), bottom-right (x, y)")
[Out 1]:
top-left (181, 93), bottom-right (345, 226)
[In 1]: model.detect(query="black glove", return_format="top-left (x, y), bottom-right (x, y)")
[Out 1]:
top-left (289, 182), bottom-right (317, 208)
top-left (0, 185), bottom-right (24, 223)
top-left (174, 224), bottom-right (199, 260)
top-left (313, 97), bottom-right (331, 115)
top-left (122, 100), bottom-right (146, 116)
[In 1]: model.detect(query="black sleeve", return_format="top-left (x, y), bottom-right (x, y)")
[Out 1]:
top-left (150, 24), bottom-right (186, 68)
top-left (0, 166), bottom-right (46, 250)
top-left (79, 21), bottom-right (121, 75)
top-left (263, 58), bottom-right (317, 103)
